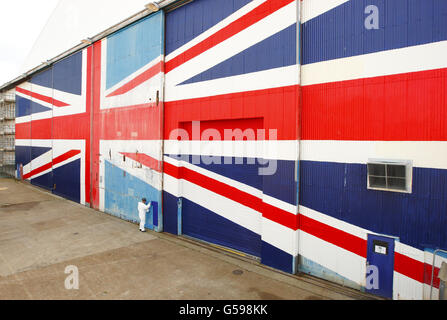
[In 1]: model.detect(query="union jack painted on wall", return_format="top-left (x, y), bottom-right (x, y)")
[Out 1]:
top-left (162, 0), bottom-right (300, 272)
top-left (14, 0), bottom-right (447, 300)
top-left (15, 51), bottom-right (89, 204)
top-left (15, 12), bottom-right (165, 228)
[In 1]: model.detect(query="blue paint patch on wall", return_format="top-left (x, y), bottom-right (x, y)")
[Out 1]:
top-left (52, 159), bottom-right (81, 203)
top-left (106, 11), bottom-right (164, 90)
top-left (166, 0), bottom-right (252, 55)
top-left (152, 201), bottom-right (159, 227)
top-left (299, 255), bottom-right (363, 291)
top-left (163, 191), bottom-right (179, 235)
top-left (300, 161), bottom-right (447, 251)
top-left (104, 161), bottom-right (160, 228)
top-left (302, 0), bottom-right (447, 65)
top-left (261, 241), bottom-right (294, 274)
top-left (182, 197), bottom-right (262, 257)
top-left (53, 51), bottom-right (83, 95)
top-left (180, 24), bottom-right (297, 85)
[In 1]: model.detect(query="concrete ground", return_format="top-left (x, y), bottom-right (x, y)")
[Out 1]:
top-left (0, 178), bottom-right (378, 300)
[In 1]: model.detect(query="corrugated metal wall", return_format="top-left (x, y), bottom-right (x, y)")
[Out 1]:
top-left (162, 0), bottom-right (300, 272)
top-left (12, 0), bottom-right (447, 299)
top-left (90, 11), bottom-right (165, 230)
top-left (299, 0), bottom-right (447, 299)
top-left (15, 51), bottom-right (86, 203)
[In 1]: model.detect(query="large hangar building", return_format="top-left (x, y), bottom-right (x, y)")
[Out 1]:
top-left (1, 0), bottom-right (446, 300)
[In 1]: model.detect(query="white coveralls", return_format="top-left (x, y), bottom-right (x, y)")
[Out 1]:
top-left (138, 201), bottom-right (151, 231)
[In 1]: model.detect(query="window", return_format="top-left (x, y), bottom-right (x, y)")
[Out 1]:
top-left (367, 159), bottom-right (413, 193)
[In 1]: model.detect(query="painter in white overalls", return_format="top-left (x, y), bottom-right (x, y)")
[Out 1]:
top-left (138, 198), bottom-right (151, 232)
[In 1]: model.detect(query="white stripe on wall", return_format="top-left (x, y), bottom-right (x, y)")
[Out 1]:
top-left (301, 140), bottom-right (447, 170)
top-left (302, 41), bottom-right (447, 86)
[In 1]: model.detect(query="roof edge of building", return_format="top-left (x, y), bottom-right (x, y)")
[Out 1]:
top-left (0, 0), bottom-right (183, 92)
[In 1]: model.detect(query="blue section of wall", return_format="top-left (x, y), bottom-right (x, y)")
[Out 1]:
top-left (30, 68), bottom-right (52, 88)
top-left (30, 100), bottom-right (52, 115)
top-left (15, 146), bottom-right (51, 167)
top-left (17, 96), bottom-right (50, 117)
top-left (32, 171), bottom-right (53, 192)
top-left (263, 159), bottom-right (297, 206)
top-left (166, 0), bottom-right (252, 55)
top-left (163, 191), bottom-right (179, 235)
top-left (30, 146), bottom-right (53, 190)
top-left (15, 146), bottom-right (31, 168)
top-left (261, 241), bottom-right (294, 273)
top-left (106, 11), bottom-right (163, 89)
top-left (53, 51), bottom-right (83, 95)
top-left (104, 161), bottom-right (160, 227)
top-left (182, 197), bottom-right (262, 257)
top-left (152, 201), bottom-right (159, 227)
top-left (181, 24), bottom-right (296, 85)
top-left (302, 0), bottom-right (447, 65)
top-left (300, 161), bottom-right (447, 251)
top-left (52, 159), bottom-right (81, 203)
top-left (15, 95), bottom-right (31, 117)
top-left (166, 154), bottom-right (263, 191)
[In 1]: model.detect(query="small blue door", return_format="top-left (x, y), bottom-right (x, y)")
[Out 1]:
top-left (366, 234), bottom-right (395, 299)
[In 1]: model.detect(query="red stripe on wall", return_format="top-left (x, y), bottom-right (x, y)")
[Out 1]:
top-left (301, 68), bottom-right (447, 141)
top-left (16, 113), bottom-right (91, 140)
top-left (394, 252), bottom-right (425, 284)
top-left (96, 103), bottom-right (161, 140)
top-left (164, 85), bottom-right (299, 141)
top-left (423, 262), bottom-right (441, 290)
top-left (165, 0), bottom-right (295, 73)
top-left (23, 150), bottom-right (81, 180)
top-left (16, 87), bottom-right (69, 107)
top-left (163, 161), bottom-right (298, 230)
top-left (106, 61), bottom-right (164, 97)
top-left (299, 214), bottom-right (367, 258)
top-left (15, 122), bottom-right (31, 140)
top-left (120, 153), bottom-right (162, 172)
top-left (91, 40), bottom-right (103, 210)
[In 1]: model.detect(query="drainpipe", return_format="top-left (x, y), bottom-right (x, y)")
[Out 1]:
top-left (293, 0), bottom-right (303, 275)
top-left (430, 249), bottom-right (447, 300)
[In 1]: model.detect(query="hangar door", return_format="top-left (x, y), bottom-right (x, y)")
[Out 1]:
top-left (163, 0), bottom-right (299, 258)
top-left (91, 11), bottom-right (165, 231)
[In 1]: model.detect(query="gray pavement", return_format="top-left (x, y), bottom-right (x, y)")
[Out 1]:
top-left (0, 178), bottom-right (378, 300)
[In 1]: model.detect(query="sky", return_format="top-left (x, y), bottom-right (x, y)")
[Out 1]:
top-left (0, 0), bottom-right (59, 86)
top-left (0, 0), bottom-right (151, 87)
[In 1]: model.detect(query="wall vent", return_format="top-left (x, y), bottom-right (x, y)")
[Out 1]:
top-left (367, 159), bottom-right (413, 193)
